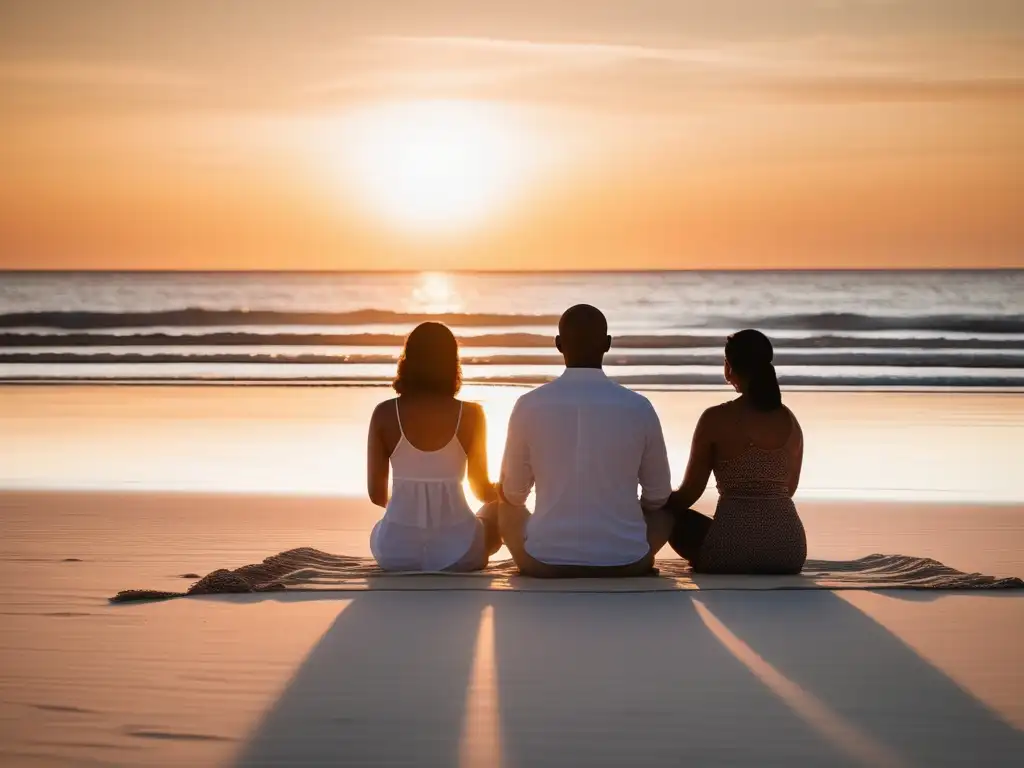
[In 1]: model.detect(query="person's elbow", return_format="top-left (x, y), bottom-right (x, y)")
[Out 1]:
top-left (669, 482), bottom-right (704, 511)
top-left (368, 486), bottom-right (388, 508)
top-left (641, 493), bottom-right (671, 513)
top-left (639, 473), bottom-right (673, 512)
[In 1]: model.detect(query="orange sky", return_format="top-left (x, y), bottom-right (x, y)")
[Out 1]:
top-left (1, 1), bottom-right (1022, 271)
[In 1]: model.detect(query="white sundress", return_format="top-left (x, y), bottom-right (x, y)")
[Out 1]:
top-left (370, 401), bottom-right (482, 571)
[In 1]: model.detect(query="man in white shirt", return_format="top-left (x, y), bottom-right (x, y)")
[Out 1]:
top-left (498, 304), bottom-right (675, 577)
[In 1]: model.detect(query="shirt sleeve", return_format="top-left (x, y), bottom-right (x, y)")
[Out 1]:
top-left (499, 399), bottom-right (534, 506)
top-left (639, 402), bottom-right (673, 509)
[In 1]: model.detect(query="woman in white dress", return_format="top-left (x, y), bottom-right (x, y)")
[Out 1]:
top-left (367, 322), bottom-right (502, 571)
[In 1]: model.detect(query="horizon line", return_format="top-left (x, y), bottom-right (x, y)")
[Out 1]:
top-left (3, 267), bottom-right (1022, 276)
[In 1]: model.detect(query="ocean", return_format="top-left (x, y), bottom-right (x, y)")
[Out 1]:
top-left (1, 270), bottom-right (1022, 388)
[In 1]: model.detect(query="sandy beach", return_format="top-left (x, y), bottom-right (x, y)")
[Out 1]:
top-left (1, 385), bottom-right (1023, 766)
top-left (5, 0), bottom-right (1023, 762)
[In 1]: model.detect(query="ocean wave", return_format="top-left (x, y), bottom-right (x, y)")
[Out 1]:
top-left (3, 308), bottom-right (1023, 336)
top-left (0, 308), bottom-right (559, 331)
top-left (3, 350), bottom-right (1022, 369)
top-left (3, 331), bottom-right (1023, 351)
top-left (2, 371), bottom-right (1021, 390)
top-left (742, 312), bottom-right (1024, 334)
top-left (473, 373), bottom-right (1024, 389)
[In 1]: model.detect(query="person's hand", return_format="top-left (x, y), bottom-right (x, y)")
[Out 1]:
top-left (481, 482), bottom-right (499, 504)
top-left (664, 489), bottom-right (683, 511)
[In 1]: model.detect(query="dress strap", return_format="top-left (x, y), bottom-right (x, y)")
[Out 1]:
top-left (454, 402), bottom-right (464, 434)
top-left (394, 399), bottom-right (404, 437)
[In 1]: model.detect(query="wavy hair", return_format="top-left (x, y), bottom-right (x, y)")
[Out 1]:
top-left (393, 322), bottom-right (462, 396)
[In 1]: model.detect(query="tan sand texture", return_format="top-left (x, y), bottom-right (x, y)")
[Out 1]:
top-left (2, 387), bottom-right (1023, 766)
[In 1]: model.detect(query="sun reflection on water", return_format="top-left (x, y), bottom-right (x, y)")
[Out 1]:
top-left (411, 272), bottom-right (463, 315)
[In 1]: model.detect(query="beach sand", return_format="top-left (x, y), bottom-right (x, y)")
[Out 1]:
top-left (1, 386), bottom-right (1023, 766)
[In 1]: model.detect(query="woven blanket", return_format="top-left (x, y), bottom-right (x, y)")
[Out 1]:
top-left (110, 549), bottom-right (1024, 602)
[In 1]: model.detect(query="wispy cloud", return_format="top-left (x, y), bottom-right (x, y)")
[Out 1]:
top-left (374, 35), bottom-right (741, 67)
top-left (304, 34), bottom-right (1024, 110)
top-left (762, 75), bottom-right (1024, 104)
top-left (0, 60), bottom-right (195, 88)
top-left (5, 32), bottom-right (1022, 116)
top-left (372, 32), bottom-right (1024, 77)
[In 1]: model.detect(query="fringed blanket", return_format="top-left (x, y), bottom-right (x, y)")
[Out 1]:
top-left (110, 549), bottom-right (1024, 602)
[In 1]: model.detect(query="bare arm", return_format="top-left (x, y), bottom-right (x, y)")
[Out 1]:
top-left (498, 400), bottom-right (533, 506)
top-left (464, 403), bottom-right (498, 503)
top-left (671, 410), bottom-right (715, 510)
top-left (366, 403), bottom-right (391, 508)
top-left (786, 417), bottom-right (804, 497)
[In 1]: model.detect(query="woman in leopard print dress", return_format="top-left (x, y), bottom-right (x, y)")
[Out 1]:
top-left (665, 329), bottom-right (806, 574)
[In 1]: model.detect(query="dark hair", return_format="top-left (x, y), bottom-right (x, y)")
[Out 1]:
top-left (725, 329), bottom-right (781, 411)
top-left (393, 322), bottom-right (461, 396)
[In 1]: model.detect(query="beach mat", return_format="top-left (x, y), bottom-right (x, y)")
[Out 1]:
top-left (111, 549), bottom-right (1024, 602)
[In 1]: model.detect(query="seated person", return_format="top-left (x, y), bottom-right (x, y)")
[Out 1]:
top-left (497, 304), bottom-right (674, 577)
top-left (666, 329), bottom-right (807, 574)
top-left (367, 322), bottom-right (501, 572)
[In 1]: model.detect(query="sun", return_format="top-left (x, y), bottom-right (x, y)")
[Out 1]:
top-left (337, 100), bottom-right (533, 233)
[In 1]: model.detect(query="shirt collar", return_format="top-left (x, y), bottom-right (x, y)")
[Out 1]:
top-left (558, 367), bottom-right (608, 382)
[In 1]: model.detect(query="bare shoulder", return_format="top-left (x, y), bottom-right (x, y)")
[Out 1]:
top-left (458, 399), bottom-right (486, 424)
top-left (701, 401), bottom-right (732, 426)
top-left (784, 405), bottom-right (803, 442)
top-left (370, 398), bottom-right (398, 427)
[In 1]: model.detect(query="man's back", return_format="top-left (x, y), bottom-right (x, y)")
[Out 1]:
top-left (500, 368), bottom-right (672, 566)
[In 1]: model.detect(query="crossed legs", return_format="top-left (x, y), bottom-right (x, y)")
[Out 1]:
top-left (666, 507), bottom-right (714, 566)
top-left (476, 500), bottom-right (503, 556)
top-left (497, 503), bottom-right (674, 578)
top-left (444, 501), bottom-right (506, 572)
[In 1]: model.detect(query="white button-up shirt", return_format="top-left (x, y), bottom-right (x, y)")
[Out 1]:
top-left (499, 368), bottom-right (673, 566)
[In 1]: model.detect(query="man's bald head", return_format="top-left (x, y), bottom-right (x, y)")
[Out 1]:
top-left (556, 304), bottom-right (611, 368)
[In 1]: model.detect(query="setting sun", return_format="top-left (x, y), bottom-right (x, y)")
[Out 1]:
top-left (335, 100), bottom-right (534, 233)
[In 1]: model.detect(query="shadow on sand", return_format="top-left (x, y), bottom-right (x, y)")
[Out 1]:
top-left (691, 591), bottom-right (1024, 767)
top-left (231, 588), bottom-right (488, 767)
top-left (230, 587), bottom-right (1023, 768)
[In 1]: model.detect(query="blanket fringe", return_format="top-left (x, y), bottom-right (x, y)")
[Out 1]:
top-left (109, 549), bottom-right (1024, 603)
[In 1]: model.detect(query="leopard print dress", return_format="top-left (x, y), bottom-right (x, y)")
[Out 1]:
top-left (694, 438), bottom-right (807, 575)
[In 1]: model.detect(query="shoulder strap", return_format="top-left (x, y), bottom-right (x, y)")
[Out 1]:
top-left (394, 399), bottom-right (404, 437)
top-left (454, 402), bottom-right (464, 434)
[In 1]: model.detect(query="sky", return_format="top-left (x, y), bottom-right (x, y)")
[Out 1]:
top-left (1, 1), bottom-right (1022, 271)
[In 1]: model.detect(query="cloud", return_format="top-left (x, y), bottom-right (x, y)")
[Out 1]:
top-left (373, 35), bottom-right (741, 67)
top-left (0, 60), bottom-right (195, 88)
top-left (762, 76), bottom-right (1024, 104)
top-left (303, 34), bottom-right (1024, 111)
top-left (368, 32), bottom-right (1024, 77)
top-left (4, 30), bottom-right (1021, 118)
